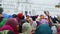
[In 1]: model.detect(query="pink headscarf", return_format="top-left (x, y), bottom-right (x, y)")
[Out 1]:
top-left (0, 25), bottom-right (19, 34)
top-left (38, 19), bottom-right (49, 26)
top-left (5, 18), bottom-right (19, 34)
top-left (0, 25), bottom-right (14, 32)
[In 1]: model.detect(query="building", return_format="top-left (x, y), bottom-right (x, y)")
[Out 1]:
top-left (1, 0), bottom-right (31, 15)
top-left (1, 0), bottom-right (60, 16)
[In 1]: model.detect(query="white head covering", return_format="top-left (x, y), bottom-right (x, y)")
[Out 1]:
top-left (36, 16), bottom-right (40, 21)
top-left (44, 16), bottom-right (48, 18)
top-left (32, 21), bottom-right (37, 29)
top-left (52, 16), bottom-right (54, 18)
top-left (22, 22), bottom-right (32, 34)
top-left (54, 16), bottom-right (58, 18)
top-left (51, 26), bottom-right (57, 34)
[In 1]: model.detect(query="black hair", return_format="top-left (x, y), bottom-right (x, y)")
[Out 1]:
top-left (32, 16), bottom-right (36, 21)
top-left (12, 14), bottom-right (17, 18)
top-left (21, 16), bottom-right (25, 19)
top-left (40, 15), bottom-right (44, 17)
top-left (0, 7), bottom-right (3, 14)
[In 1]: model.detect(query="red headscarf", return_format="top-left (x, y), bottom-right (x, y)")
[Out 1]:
top-left (17, 13), bottom-right (23, 19)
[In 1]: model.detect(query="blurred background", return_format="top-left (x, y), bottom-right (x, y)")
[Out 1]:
top-left (0, 0), bottom-right (60, 16)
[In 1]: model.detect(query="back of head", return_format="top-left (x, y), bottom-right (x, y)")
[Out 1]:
top-left (40, 19), bottom-right (49, 25)
top-left (34, 24), bottom-right (52, 34)
top-left (17, 13), bottom-right (23, 19)
top-left (6, 18), bottom-right (18, 25)
top-left (12, 14), bottom-right (17, 18)
top-left (22, 22), bottom-right (32, 33)
top-left (32, 21), bottom-right (37, 29)
top-left (5, 18), bottom-right (18, 31)
top-left (32, 16), bottom-right (36, 21)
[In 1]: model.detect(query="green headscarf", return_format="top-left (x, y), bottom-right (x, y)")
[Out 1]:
top-left (0, 18), bottom-right (7, 28)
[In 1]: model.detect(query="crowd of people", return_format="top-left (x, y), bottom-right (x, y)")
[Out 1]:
top-left (0, 7), bottom-right (60, 34)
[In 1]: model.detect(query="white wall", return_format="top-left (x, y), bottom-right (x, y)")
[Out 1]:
top-left (2, 0), bottom-right (60, 16)
top-left (31, 0), bottom-right (60, 16)
top-left (2, 0), bottom-right (18, 15)
top-left (2, 0), bottom-right (31, 15)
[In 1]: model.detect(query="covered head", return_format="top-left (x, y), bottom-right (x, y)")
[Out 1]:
top-left (22, 22), bottom-right (32, 34)
top-left (31, 21), bottom-right (37, 29)
top-left (17, 13), bottom-right (23, 19)
top-left (40, 19), bottom-right (49, 25)
top-left (1, 25), bottom-right (14, 32)
top-left (5, 18), bottom-right (19, 31)
top-left (34, 24), bottom-right (52, 34)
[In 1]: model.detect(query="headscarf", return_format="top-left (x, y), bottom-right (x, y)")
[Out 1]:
top-left (21, 22), bottom-right (32, 34)
top-left (38, 19), bottom-right (49, 26)
top-left (31, 21), bottom-right (37, 29)
top-left (5, 18), bottom-right (19, 34)
top-left (2, 13), bottom-right (12, 18)
top-left (37, 19), bottom-right (49, 26)
top-left (34, 24), bottom-right (52, 34)
top-left (0, 30), bottom-right (14, 34)
top-left (2, 13), bottom-right (8, 18)
top-left (51, 26), bottom-right (57, 34)
top-left (17, 13), bottom-right (23, 19)
top-left (31, 16), bottom-right (37, 29)
top-left (16, 13), bottom-right (23, 23)
top-left (0, 18), bottom-right (7, 28)
top-left (0, 25), bottom-right (14, 32)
